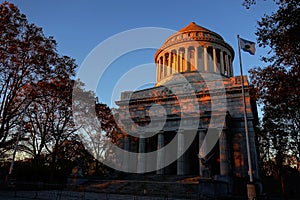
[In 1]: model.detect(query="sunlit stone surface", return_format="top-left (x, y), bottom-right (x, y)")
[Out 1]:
top-left (116, 22), bottom-right (260, 195)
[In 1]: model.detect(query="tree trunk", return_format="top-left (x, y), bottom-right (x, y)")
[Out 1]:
top-left (49, 143), bottom-right (58, 183)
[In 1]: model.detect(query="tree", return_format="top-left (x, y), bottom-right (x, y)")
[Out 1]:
top-left (242, 0), bottom-right (257, 9)
top-left (243, 0), bottom-right (299, 62)
top-left (255, 0), bottom-right (300, 67)
top-left (49, 137), bottom-right (95, 179)
top-left (0, 2), bottom-right (76, 157)
top-left (246, 0), bottom-right (300, 194)
top-left (19, 79), bottom-right (77, 164)
top-left (243, 0), bottom-right (299, 67)
top-left (72, 82), bottom-right (123, 174)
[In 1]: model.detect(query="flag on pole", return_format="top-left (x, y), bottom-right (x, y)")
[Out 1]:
top-left (239, 37), bottom-right (256, 55)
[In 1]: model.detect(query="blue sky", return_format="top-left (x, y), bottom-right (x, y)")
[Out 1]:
top-left (7, 0), bottom-right (278, 110)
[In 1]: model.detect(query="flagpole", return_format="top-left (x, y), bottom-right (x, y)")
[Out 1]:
top-left (237, 35), bottom-right (255, 185)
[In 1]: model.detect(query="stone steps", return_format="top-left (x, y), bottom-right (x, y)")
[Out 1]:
top-left (82, 175), bottom-right (200, 199)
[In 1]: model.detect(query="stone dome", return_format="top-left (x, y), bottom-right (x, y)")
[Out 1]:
top-left (154, 22), bottom-right (235, 86)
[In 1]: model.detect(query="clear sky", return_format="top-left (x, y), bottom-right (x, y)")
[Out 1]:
top-left (7, 0), bottom-right (278, 111)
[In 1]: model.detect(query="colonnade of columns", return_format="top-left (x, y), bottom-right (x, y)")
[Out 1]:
top-left (123, 128), bottom-right (230, 177)
top-left (156, 46), bottom-right (233, 83)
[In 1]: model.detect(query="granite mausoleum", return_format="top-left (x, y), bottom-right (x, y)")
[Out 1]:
top-left (116, 22), bottom-right (260, 195)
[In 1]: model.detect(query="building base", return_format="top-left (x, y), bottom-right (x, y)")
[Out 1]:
top-left (198, 176), bottom-right (231, 198)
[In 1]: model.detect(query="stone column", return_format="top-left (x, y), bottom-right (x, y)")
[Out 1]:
top-left (219, 129), bottom-right (229, 176)
top-left (176, 49), bottom-right (179, 72)
top-left (123, 135), bottom-right (130, 172)
top-left (227, 55), bottom-right (231, 76)
top-left (230, 58), bottom-right (233, 77)
top-left (171, 52), bottom-right (175, 74)
top-left (194, 46), bottom-right (198, 71)
top-left (165, 54), bottom-right (168, 77)
top-left (223, 53), bottom-right (228, 76)
top-left (179, 50), bottom-right (183, 72)
top-left (184, 48), bottom-right (188, 72)
top-left (156, 63), bottom-right (158, 83)
top-left (158, 58), bottom-right (162, 81)
top-left (198, 46), bottom-right (204, 71)
top-left (162, 55), bottom-right (165, 79)
top-left (137, 134), bottom-right (146, 173)
top-left (220, 51), bottom-right (224, 74)
top-left (177, 130), bottom-right (185, 175)
top-left (203, 46), bottom-right (208, 72)
top-left (156, 132), bottom-right (165, 175)
top-left (213, 48), bottom-right (217, 73)
top-left (198, 129), bottom-right (206, 177)
top-left (168, 52), bottom-right (171, 76)
top-left (225, 54), bottom-right (230, 76)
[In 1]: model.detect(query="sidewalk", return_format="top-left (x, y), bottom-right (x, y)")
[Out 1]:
top-left (0, 190), bottom-right (192, 200)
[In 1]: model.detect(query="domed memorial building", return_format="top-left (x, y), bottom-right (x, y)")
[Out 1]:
top-left (116, 22), bottom-right (260, 195)
top-left (155, 22), bottom-right (234, 85)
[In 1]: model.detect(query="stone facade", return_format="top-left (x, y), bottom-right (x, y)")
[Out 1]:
top-left (116, 22), bottom-right (260, 194)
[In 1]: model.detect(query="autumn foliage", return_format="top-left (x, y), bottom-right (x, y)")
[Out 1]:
top-left (0, 2), bottom-right (119, 182)
top-left (246, 0), bottom-right (300, 195)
